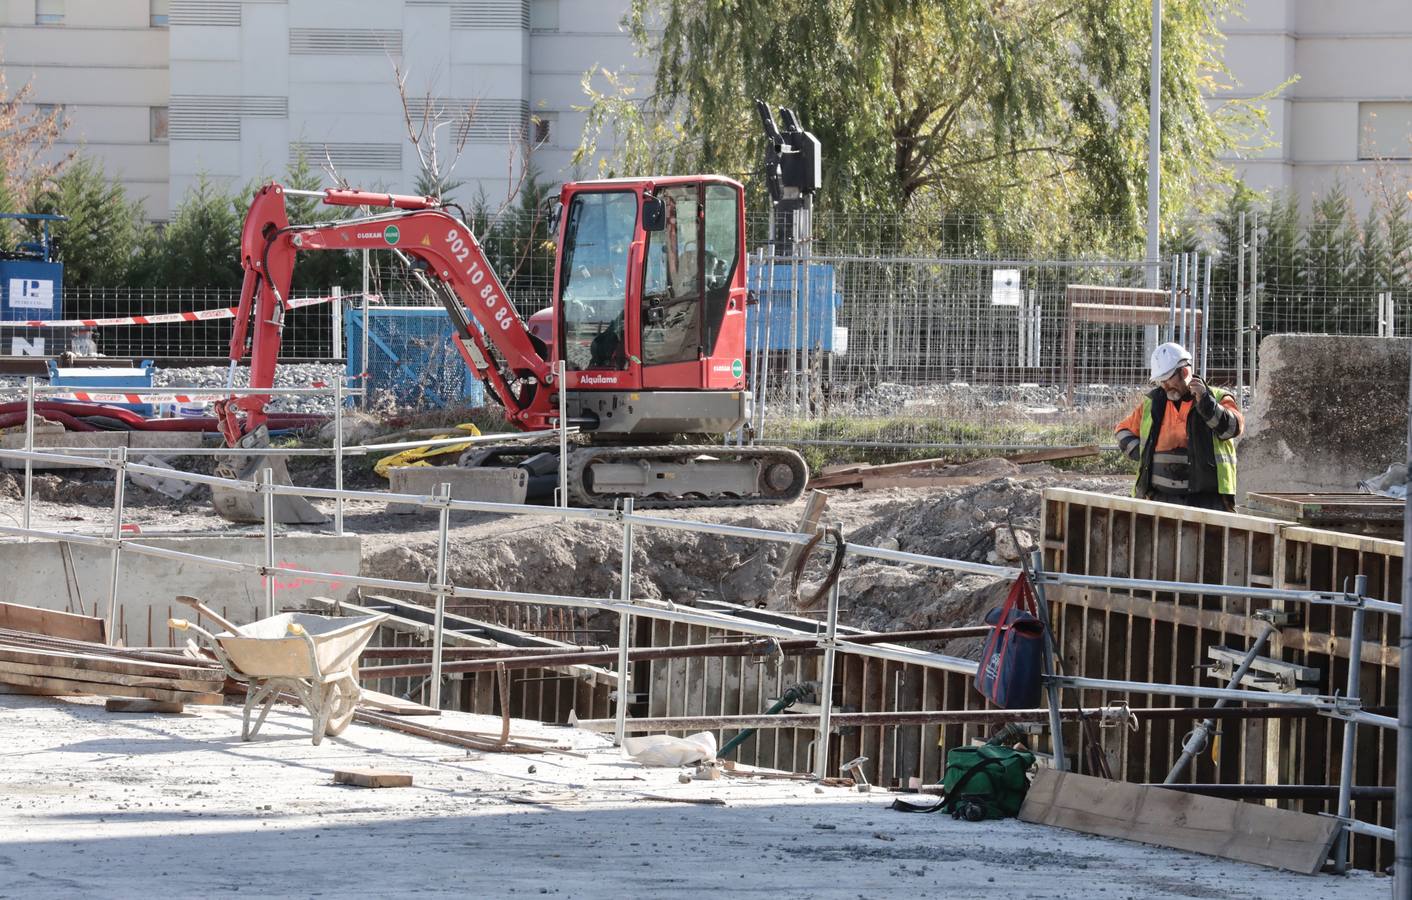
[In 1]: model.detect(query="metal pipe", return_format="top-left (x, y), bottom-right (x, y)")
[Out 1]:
top-left (1333, 574), bottom-right (1368, 873)
top-left (1167, 255), bottom-right (1179, 341)
top-left (429, 481), bottom-right (451, 711)
top-left (556, 360), bottom-right (568, 510)
top-left (1145, 0), bottom-right (1161, 292)
top-left (1201, 252), bottom-right (1211, 377)
top-left (1236, 210), bottom-right (1245, 396)
top-left (22, 375), bottom-right (34, 541)
top-left (105, 447), bottom-right (127, 644)
top-left (331, 285), bottom-right (342, 367)
top-left (1154, 784), bottom-right (1394, 802)
top-left (1030, 551), bottom-right (1069, 772)
top-left (261, 467), bottom-right (275, 619)
top-left (1397, 354), bottom-right (1412, 892)
top-left (1164, 621), bottom-right (1274, 784)
top-left (1050, 674), bottom-right (1342, 708)
top-left (1038, 569), bottom-right (1382, 610)
top-left (333, 376), bottom-right (345, 536)
top-left (614, 496), bottom-right (635, 746)
top-left (815, 525), bottom-right (843, 779)
top-left (1249, 211), bottom-right (1259, 393)
top-left (569, 704), bottom-right (1324, 734)
top-left (361, 248), bottom-right (371, 409)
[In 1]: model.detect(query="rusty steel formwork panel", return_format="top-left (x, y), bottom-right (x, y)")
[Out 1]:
top-left (640, 616), bottom-right (982, 788)
top-left (1040, 487), bottom-right (1398, 873)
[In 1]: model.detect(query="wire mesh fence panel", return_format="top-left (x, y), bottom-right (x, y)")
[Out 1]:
top-left (344, 305), bottom-right (485, 409)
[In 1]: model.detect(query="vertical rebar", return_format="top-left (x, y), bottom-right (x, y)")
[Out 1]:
top-left (1332, 574), bottom-right (1368, 873)
top-left (1030, 551), bottom-right (1068, 772)
top-left (430, 481), bottom-right (451, 711)
top-left (333, 378), bottom-right (345, 536)
top-left (614, 497), bottom-right (635, 746)
top-left (814, 525), bottom-right (842, 780)
top-left (1236, 211), bottom-right (1246, 396)
top-left (22, 376), bottom-right (34, 541)
top-left (261, 467), bottom-right (275, 619)
top-left (105, 448), bottom-right (127, 645)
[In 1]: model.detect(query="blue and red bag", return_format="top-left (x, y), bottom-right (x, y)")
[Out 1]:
top-left (974, 572), bottom-right (1046, 709)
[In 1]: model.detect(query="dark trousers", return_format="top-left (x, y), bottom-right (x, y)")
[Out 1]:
top-left (1150, 490), bottom-right (1234, 512)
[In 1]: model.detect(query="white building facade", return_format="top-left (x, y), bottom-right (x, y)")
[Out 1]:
top-left (1218, 0), bottom-right (1412, 213)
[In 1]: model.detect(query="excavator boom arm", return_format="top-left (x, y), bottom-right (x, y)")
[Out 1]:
top-left (219, 184), bottom-right (556, 444)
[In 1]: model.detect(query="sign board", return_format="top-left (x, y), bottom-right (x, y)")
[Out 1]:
top-left (9, 278), bottom-right (54, 310)
top-left (991, 269), bottom-right (1021, 306)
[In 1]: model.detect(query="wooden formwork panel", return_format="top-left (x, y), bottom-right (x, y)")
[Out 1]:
top-left (1041, 488), bottom-right (1399, 872)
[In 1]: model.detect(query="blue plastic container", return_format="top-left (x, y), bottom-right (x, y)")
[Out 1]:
top-left (47, 359), bottom-right (156, 417)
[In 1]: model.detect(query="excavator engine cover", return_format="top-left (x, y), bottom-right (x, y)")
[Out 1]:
top-left (211, 425), bottom-right (328, 525)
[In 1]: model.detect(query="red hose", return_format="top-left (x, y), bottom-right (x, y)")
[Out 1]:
top-left (0, 410), bottom-right (98, 431)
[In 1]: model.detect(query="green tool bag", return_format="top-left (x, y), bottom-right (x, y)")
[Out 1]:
top-left (940, 745), bottom-right (1036, 820)
top-left (892, 744), bottom-right (1036, 819)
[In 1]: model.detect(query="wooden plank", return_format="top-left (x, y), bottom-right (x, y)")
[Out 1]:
top-left (0, 602), bottom-right (105, 643)
top-left (0, 659), bottom-right (220, 693)
top-left (0, 672), bottom-right (217, 703)
top-left (105, 698), bottom-right (184, 714)
top-left (1002, 445), bottom-right (1100, 466)
top-left (359, 688), bottom-right (440, 717)
top-left (1020, 769), bottom-right (1340, 875)
top-left (333, 768), bottom-right (414, 789)
top-left (0, 646), bottom-right (224, 684)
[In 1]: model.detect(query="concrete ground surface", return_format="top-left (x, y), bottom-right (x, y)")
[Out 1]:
top-left (0, 694), bottom-right (1381, 899)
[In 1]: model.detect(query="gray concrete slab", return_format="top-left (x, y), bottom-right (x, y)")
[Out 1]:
top-left (1240, 334), bottom-right (1411, 498)
top-left (388, 465), bottom-right (529, 514)
top-left (0, 429), bottom-right (204, 469)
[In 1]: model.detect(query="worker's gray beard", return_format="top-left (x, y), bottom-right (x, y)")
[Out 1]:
top-left (1165, 388), bottom-right (1187, 402)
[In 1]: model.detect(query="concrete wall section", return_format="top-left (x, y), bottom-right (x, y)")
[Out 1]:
top-left (0, 534), bottom-right (362, 646)
top-left (1239, 334), bottom-right (1411, 498)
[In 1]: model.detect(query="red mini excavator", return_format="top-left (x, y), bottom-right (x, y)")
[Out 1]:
top-left (209, 176), bottom-right (808, 522)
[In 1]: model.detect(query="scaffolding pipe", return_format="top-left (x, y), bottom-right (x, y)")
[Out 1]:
top-left (333, 376), bottom-right (345, 535)
top-left (22, 376), bottom-right (34, 541)
top-left (105, 447), bottom-right (127, 644)
top-left (1398, 340), bottom-right (1412, 896)
top-left (614, 497), bottom-right (635, 746)
top-left (260, 467), bottom-right (275, 619)
top-left (429, 481), bottom-right (452, 711)
top-left (1031, 551), bottom-right (1068, 772)
top-left (814, 531), bottom-right (843, 780)
top-left (1332, 574), bottom-right (1368, 873)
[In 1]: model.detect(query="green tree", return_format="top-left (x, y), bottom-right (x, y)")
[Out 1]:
top-left (139, 175), bottom-right (243, 289)
top-left (27, 156), bottom-right (147, 285)
top-left (582, 0), bottom-right (1266, 253)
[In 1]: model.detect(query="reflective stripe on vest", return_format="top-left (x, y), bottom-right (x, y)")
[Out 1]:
top-left (1135, 387), bottom-right (1237, 496)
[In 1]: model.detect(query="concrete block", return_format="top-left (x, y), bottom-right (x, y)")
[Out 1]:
top-left (1240, 335), bottom-right (1411, 498)
top-left (387, 466), bottom-right (529, 514)
top-left (0, 430), bottom-right (205, 470)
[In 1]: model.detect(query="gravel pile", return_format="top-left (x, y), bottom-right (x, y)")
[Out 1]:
top-left (0, 363), bottom-right (345, 416)
top-left (818, 380), bottom-right (1139, 418)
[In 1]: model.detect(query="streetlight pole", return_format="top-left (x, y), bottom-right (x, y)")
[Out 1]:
top-left (1145, 0), bottom-right (1162, 291)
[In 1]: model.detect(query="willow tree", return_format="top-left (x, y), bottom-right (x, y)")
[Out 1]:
top-left (578, 0), bottom-right (1265, 252)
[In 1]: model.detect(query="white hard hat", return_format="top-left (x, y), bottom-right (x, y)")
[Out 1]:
top-left (1150, 342), bottom-right (1192, 382)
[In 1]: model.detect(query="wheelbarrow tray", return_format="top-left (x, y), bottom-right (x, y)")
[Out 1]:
top-left (215, 613), bottom-right (383, 682)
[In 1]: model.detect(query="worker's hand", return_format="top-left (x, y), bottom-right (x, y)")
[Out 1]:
top-left (1188, 374), bottom-right (1207, 401)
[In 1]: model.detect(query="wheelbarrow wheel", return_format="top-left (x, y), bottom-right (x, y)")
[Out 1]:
top-left (324, 676), bottom-right (359, 737)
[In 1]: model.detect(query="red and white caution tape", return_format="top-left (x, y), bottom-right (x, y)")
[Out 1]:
top-left (9, 292), bottom-right (368, 328)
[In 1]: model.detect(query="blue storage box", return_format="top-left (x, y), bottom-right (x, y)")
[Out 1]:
top-left (47, 359), bottom-right (156, 417)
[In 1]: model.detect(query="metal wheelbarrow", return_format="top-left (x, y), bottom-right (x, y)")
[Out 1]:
top-left (170, 598), bottom-right (386, 745)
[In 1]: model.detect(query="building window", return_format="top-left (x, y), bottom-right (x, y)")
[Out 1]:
top-left (151, 0), bottom-right (169, 27)
top-left (530, 0), bottom-right (559, 32)
top-left (1359, 102), bottom-right (1412, 161)
top-left (532, 113), bottom-right (555, 146)
top-left (35, 0), bottom-right (65, 26)
top-left (150, 106), bottom-right (169, 142)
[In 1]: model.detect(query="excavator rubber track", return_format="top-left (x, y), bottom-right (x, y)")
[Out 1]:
top-left (564, 444), bottom-right (808, 509)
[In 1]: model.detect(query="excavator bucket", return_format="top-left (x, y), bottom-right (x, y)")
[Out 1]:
top-left (211, 425), bottom-right (328, 525)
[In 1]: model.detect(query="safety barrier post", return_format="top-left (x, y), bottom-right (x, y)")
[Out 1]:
top-left (261, 467), bottom-right (275, 619)
top-left (814, 525), bottom-right (842, 780)
top-left (430, 481), bottom-right (452, 711)
top-left (22, 376), bottom-right (35, 541)
top-left (1333, 573), bottom-right (1368, 873)
top-left (105, 447), bottom-right (127, 644)
top-left (614, 496), bottom-right (635, 746)
top-left (333, 378), bottom-right (345, 535)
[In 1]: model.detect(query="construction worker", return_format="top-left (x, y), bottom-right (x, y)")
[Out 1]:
top-left (1115, 342), bottom-right (1243, 511)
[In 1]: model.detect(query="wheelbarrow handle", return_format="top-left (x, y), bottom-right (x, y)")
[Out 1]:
top-left (174, 595), bottom-right (241, 633)
top-left (169, 618), bottom-right (248, 683)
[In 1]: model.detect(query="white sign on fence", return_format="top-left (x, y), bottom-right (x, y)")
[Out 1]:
top-left (991, 269), bottom-right (1021, 306)
top-left (9, 278), bottom-right (55, 310)
top-left (10, 336), bottom-right (44, 356)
